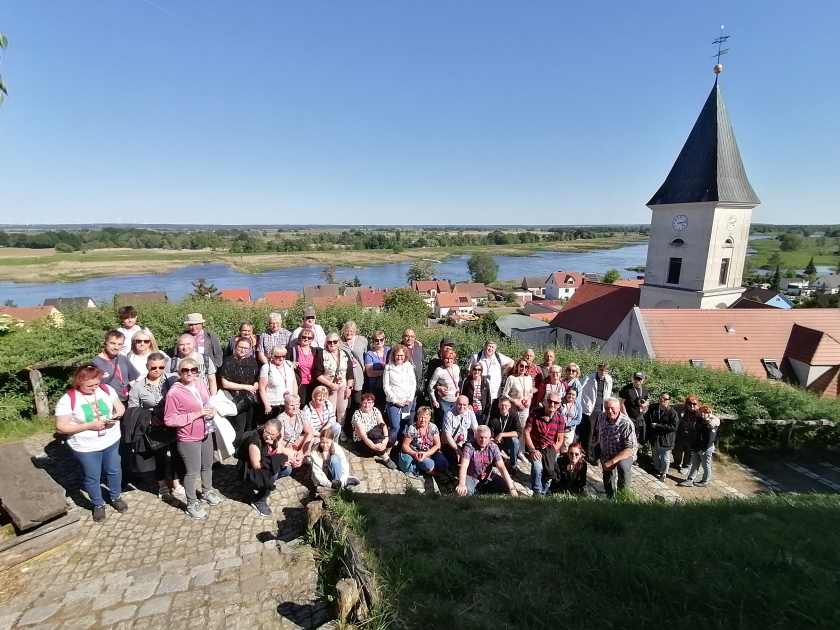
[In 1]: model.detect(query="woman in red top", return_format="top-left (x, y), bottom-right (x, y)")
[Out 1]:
top-left (289, 330), bottom-right (317, 405)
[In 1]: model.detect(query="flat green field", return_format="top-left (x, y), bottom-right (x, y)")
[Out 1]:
top-left (0, 236), bottom-right (646, 283)
top-left (748, 235), bottom-right (840, 272)
top-left (334, 492), bottom-right (840, 630)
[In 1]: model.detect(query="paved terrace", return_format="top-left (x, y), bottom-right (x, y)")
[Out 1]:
top-left (0, 433), bottom-right (769, 629)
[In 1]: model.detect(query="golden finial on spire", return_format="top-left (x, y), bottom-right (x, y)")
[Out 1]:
top-left (712, 25), bottom-right (729, 74)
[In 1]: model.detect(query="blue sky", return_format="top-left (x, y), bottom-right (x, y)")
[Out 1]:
top-left (1, 1), bottom-right (838, 225)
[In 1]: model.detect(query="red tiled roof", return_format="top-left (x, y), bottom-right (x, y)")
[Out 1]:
top-left (0, 306), bottom-right (60, 324)
top-left (529, 313), bottom-right (556, 322)
top-left (547, 271), bottom-right (585, 287)
top-left (641, 310), bottom-right (840, 384)
top-left (219, 289), bottom-right (251, 302)
top-left (549, 282), bottom-right (640, 340)
top-left (614, 279), bottom-right (644, 288)
top-left (453, 283), bottom-right (489, 299)
top-left (412, 280), bottom-right (451, 293)
top-left (358, 289), bottom-right (386, 308)
top-left (312, 295), bottom-right (356, 309)
top-left (436, 292), bottom-right (474, 308)
top-left (263, 291), bottom-right (299, 308)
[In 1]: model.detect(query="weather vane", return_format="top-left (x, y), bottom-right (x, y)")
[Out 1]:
top-left (712, 25), bottom-right (729, 74)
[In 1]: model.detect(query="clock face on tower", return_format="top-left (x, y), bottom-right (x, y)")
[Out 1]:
top-left (727, 215), bottom-right (737, 231)
top-left (672, 215), bottom-right (688, 231)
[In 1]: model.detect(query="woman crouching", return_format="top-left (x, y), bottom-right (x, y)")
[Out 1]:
top-left (399, 406), bottom-right (449, 477)
top-left (311, 428), bottom-right (360, 490)
top-left (245, 418), bottom-right (292, 517)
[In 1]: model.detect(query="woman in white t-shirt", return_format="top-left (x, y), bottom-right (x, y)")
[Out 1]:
top-left (54, 363), bottom-right (128, 523)
top-left (258, 346), bottom-right (298, 420)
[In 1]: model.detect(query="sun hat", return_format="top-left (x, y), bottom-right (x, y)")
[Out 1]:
top-left (184, 313), bottom-right (205, 325)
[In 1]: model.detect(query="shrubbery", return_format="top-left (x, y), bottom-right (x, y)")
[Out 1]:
top-left (1, 299), bottom-right (839, 449)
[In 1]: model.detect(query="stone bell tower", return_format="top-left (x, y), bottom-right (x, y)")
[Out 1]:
top-left (639, 66), bottom-right (760, 310)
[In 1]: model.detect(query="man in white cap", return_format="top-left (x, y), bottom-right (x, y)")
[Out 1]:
top-left (181, 313), bottom-right (223, 368)
top-left (289, 307), bottom-right (326, 349)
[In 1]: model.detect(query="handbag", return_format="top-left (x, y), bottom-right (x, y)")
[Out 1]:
top-left (144, 424), bottom-right (176, 451)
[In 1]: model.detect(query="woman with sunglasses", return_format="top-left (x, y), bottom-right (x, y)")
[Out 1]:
top-left (501, 359), bottom-right (534, 432)
top-left (219, 338), bottom-right (261, 447)
top-left (551, 442), bottom-right (588, 495)
top-left (164, 358), bottom-right (223, 520)
top-left (364, 331), bottom-right (390, 412)
top-left (460, 362), bottom-right (491, 423)
top-left (382, 343), bottom-right (416, 444)
top-left (672, 396), bottom-right (701, 474)
top-left (126, 330), bottom-right (170, 379)
top-left (312, 333), bottom-right (355, 438)
top-left (288, 330), bottom-right (316, 405)
top-left (127, 352), bottom-right (185, 501)
top-left (427, 347), bottom-right (460, 426)
top-left (561, 363), bottom-right (582, 392)
top-left (258, 346), bottom-right (298, 420)
top-left (536, 365), bottom-right (566, 407)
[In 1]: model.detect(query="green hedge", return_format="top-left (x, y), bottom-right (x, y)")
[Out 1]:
top-left (1, 298), bottom-right (839, 450)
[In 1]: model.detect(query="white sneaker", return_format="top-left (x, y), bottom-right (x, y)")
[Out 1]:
top-left (172, 485), bottom-right (187, 500)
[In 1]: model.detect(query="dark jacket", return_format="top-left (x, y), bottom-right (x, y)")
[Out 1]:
top-left (673, 404), bottom-right (699, 448)
top-left (644, 404), bottom-right (679, 449)
top-left (553, 453), bottom-right (587, 495)
top-left (691, 416), bottom-right (719, 452)
top-left (120, 406), bottom-right (159, 474)
top-left (460, 375), bottom-right (492, 417)
top-left (311, 347), bottom-right (354, 387)
top-left (240, 430), bottom-right (289, 488)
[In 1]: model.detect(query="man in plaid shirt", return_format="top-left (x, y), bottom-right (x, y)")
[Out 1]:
top-left (595, 398), bottom-right (638, 498)
top-left (256, 313), bottom-right (292, 365)
top-left (524, 394), bottom-right (565, 496)
top-left (455, 426), bottom-right (518, 497)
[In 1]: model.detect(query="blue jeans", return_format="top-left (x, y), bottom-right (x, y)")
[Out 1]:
top-left (73, 440), bottom-right (122, 507)
top-left (328, 454), bottom-right (344, 481)
top-left (652, 445), bottom-right (673, 475)
top-left (501, 437), bottom-right (520, 465)
top-left (687, 446), bottom-right (715, 483)
top-left (436, 400), bottom-right (456, 427)
top-left (530, 456), bottom-right (550, 496)
top-left (385, 402), bottom-right (413, 441)
top-left (411, 451), bottom-right (448, 474)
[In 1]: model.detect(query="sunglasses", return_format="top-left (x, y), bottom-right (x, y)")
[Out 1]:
top-left (326, 340), bottom-right (339, 344)
top-left (148, 365), bottom-right (166, 371)
top-left (300, 336), bottom-right (314, 341)
top-left (373, 338), bottom-right (385, 342)
top-left (134, 339), bottom-right (150, 344)
top-left (179, 367), bottom-right (199, 375)
top-left (304, 316), bottom-right (315, 321)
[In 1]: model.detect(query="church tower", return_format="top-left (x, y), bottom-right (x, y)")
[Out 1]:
top-left (639, 70), bottom-right (760, 309)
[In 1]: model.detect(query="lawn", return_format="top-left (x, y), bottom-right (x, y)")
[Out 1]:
top-left (748, 235), bottom-right (840, 272)
top-left (333, 492), bottom-right (840, 630)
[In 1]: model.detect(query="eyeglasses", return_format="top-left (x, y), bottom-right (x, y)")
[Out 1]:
top-left (236, 346), bottom-right (251, 350)
top-left (148, 365), bottom-right (165, 371)
top-left (373, 338), bottom-right (385, 342)
top-left (326, 340), bottom-right (339, 345)
top-left (304, 316), bottom-right (315, 321)
top-left (179, 367), bottom-right (199, 375)
top-left (547, 399), bottom-right (561, 405)
top-left (300, 336), bottom-right (314, 341)
top-left (569, 452), bottom-right (582, 458)
top-left (134, 339), bottom-right (150, 344)
top-left (661, 397), bottom-right (670, 401)
top-left (263, 432), bottom-right (279, 440)
top-left (566, 369), bottom-right (578, 373)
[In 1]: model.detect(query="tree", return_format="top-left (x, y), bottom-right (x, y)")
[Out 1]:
top-left (769, 266), bottom-right (781, 292)
top-left (406, 260), bottom-right (437, 283)
top-left (321, 264), bottom-right (339, 285)
top-left (383, 288), bottom-right (429, 321)
top-left (467, 253), bottom-right (499, 284)
top-left (3, 299), bottom-right (16, 307)
top-left (55, 242), bottom-right (75, 253)
top-left (0, 33), bottom-right (8, 107)
top-left (779, 232), bottom-right (804, 252)
top-left (804, 256), bottom-right (817, 277)
top-left (767, 252), bottom-right (783, 269)
top-left (602, 269), bottom-right (621, 284)
top-left (191, 277), bottom-right (219, 298)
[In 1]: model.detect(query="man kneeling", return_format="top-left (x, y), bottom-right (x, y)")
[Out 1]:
top-left (455, 425), bottom-right (518, 497)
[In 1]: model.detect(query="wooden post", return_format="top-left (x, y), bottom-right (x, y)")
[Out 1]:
top-left (28, 369), bottom-right (50, 418)
top-left (780, 424), bottom-right (795, 454)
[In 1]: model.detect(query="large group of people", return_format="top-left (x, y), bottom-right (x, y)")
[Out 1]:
top-left (55, 305), bottom-right (720, 523)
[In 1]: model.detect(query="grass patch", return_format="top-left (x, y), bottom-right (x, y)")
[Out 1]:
top-left (748, 235), bottom-right (840, 271)
top-left (336, 492), bottom-right (840, 630)
top-left (0, 417), bottom-right (56, 443)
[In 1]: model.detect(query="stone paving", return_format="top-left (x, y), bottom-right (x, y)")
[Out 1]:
top-left (0, 432), bottom-right (769, 629)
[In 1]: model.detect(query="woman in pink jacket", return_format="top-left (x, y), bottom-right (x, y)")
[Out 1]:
top-left (164, 358), bottom-right (223, 520)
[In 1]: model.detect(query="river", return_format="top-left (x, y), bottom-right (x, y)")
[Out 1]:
top-left (1, 243), bottom-right (650, 306)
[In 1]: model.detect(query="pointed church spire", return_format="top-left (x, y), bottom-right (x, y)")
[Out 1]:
top-left (648, 79), bottom-right (760, 206)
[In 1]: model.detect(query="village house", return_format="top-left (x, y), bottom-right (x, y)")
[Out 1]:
top-left (43, 297), bottom-right (96, 311)
top-left (0, 305), bottom-right (64, 326)
top-left (219, 288), bottom-right (251, 303)
top-left (412, 280), bottom-right (451, 308)
top-left (262, 291), bottom-right (299, 309)
top-left (518, 276), bottom-right (547, 298)
top-left (358, 289), bottom-right (387, 312)
top-left (453, 282), bottom-right (489, 306)
top-left (811, 274), bottom-right (840, 295)
top-left (544, 272), bottom-right (585, 300)
top-left (434, 291), bottom-right (474, 319)
top-left (303, 284), bottom-right (340, 301)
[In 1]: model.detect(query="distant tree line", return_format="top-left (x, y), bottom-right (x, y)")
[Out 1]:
top-left (0, 225), bottom-right (648, 254)
top-left (751, 224), bottom-right (840, 238)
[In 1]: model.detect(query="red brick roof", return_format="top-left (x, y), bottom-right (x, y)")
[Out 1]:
top-left (453, 283), bottom-right (489, 299)
top-left (529, 313), bottom-right (556, 322)
top-left (614, 279), bottom-right (644, 288)
top-left (412, 280), bottom-right (451, 294)
top-left (435, 292), bottom-right (473, 308)
top-left (219, 289), bottom-right (251, 302)
top-left (358, 289), bottom-right (387, 308)
top-left (547, 271), bottom-right (585, 287)
top-left (263, 291), bottom-right (299, 309)
top-left (641, 310), bottom-right (840, 386)
top-left (549, 282), bottom-right (640, 340)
